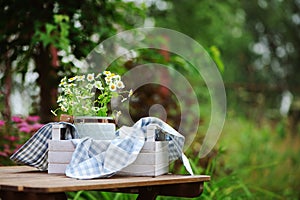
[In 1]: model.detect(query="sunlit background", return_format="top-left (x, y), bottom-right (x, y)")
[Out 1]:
top-left (1, 0), bottom-right (300, 199)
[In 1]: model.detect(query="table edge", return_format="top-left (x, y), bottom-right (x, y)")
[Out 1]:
top-left (0, 166), bottom-right (210, 193)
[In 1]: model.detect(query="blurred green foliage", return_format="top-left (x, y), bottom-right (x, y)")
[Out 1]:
top-left (151, 0), bottom-right (300, 122)
top-left (1, 0), bottom-right (300, 199)
top-left (0, 0), bottom-right (146, 122)
top-left (33, 14), bottom-right (71, 51)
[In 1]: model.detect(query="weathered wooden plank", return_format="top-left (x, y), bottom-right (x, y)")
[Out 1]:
top-left (0, 166), bottom-right (210, 193)
top-left (48, 164), bottom-right (69, 174)
top-left (48, 152), bottom-right (73, 164)
top-left (48, 140), bottom-right (169, 175)
top-left (48, 140), bottom-right (75, 152)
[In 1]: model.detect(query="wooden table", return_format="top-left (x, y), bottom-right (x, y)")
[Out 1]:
top-left (0, 166), bottom-right (210, 200)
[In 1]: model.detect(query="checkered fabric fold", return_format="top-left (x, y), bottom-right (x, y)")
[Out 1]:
top-left (10, 122), bottom-right (77, 170)
top-left (66, 117), bottom-right (187, 179)
top-left (133, 117), bottom-right (185, 162)
top-left (65, 126), bottom-right (145, 179)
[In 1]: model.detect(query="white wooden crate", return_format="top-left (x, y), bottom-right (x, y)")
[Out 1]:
top-left (48, 124), bottom-right (169, 176)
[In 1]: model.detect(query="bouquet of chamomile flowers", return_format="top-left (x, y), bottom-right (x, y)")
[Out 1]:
top-left (51, 71), bottom-right (132, 117)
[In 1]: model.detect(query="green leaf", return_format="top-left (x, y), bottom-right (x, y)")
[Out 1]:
top-left (209, 46), bottom-right (225, 73)
top-left (45, 24), bottom-right (56, 35)
top-left (54, 14), bottom-right (69, 23)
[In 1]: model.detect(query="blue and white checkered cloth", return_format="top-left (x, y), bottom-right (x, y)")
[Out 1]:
top-left (65, 126), bottom-right (145, 179)
top-left (11, 117), bottom-right (193, 179)
top-left (10, 122), bottom-right (77, 170)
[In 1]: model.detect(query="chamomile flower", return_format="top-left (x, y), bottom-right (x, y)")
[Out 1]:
top-left (109, 83), bottom-right (117, 91)
top-left (104, 71), bottom-right (111, 76)
top-left (77, 75), bottom-right (85, 81)
top-left (87, 73), bottom-right (95, 82)
top-left (60, 104), bottom-right (68, 112)
top-left (86, 83), bottom-right (93, 90)
top-left (68, 76), bottom-right (77, 82)
top-left (105, 76), bottom-right (112, 84)
top-left (110, 73), bottom-right (116, 77)
top-left (113, 75), bottom-right (121, 81)
top-left (57, 96), bottom-right (64, 103)
top-left (116, 80), bottom-right (125, 89)
top-left (59, 79), bottom-right (67, 87)
top-left (95, 81), bottom-right (104, 90)
top-left (65, 88), bottom-right (72, 95)
top-left (60, 77), bottom-right (67, 83)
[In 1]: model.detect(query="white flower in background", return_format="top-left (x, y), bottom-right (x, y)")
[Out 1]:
top-left (73, 88), bottom-right (80, 96)
top-left (82, 106), bottom-right (89, 112)
top-left (86, 83), bottom-right (93, 90)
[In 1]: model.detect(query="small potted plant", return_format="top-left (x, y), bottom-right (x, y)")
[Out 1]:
top-left (51, 70), bottom-right (132, 139)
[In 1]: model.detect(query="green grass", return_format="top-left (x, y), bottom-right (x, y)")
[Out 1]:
top-left (215, 115), bottom-right (300, 199)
